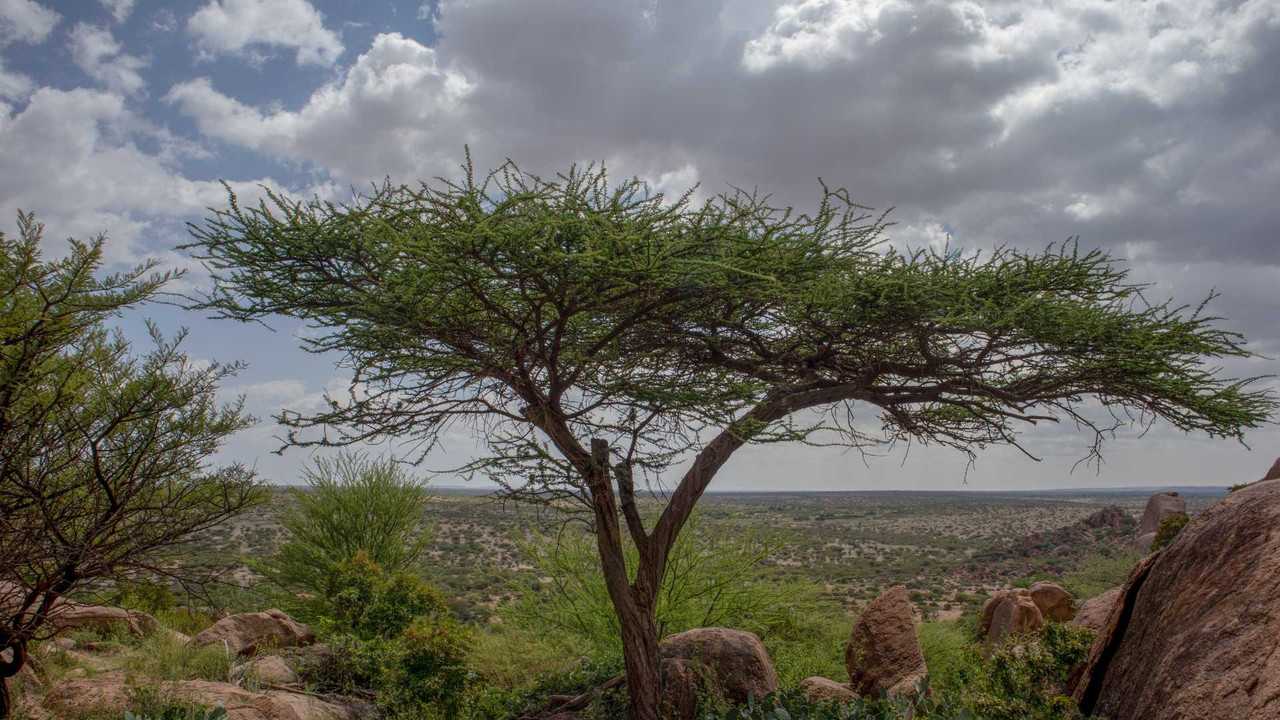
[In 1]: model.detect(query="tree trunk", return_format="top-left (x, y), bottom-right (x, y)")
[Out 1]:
top-left (619, 598), bottom-right (662, 720)
top-left (0, 637), bottom-right (27, 720)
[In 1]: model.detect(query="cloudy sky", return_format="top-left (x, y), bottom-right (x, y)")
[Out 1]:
top-left (3, 0), bottom-right (1277, 491)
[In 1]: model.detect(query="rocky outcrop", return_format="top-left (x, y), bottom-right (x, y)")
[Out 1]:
top-left (658, 628), bottom-right (777, 719)
top-left (1083, 505), bottom-right (1129, 529)
top-left (43, 675), bottom-right (371, 720)
top-left (980, 582), bottom-right (1077, 643)
top-left (982, 591), bottom-right (1044, 644)
top-left (800, 676), bottom-right (857, 704)
top-left (1072, 479), bottom-right (1280, 720)
top-left (1027, 581), bottom-right (1074, 622)
top-left (1070, 586), bottom-right (1123, 635)
top-left (191, 609), bottom-right (314, 656)
top-left (50, 603), bottom-right (160, 637)
top-left (1264, 457), bottom-right (1280, 482)
top-left (1137, 492), bottom-right (1185, 536)
top-left (845, 586), bottom-right (927, 699)
top-left (233, 655), bottom-right (301, 688)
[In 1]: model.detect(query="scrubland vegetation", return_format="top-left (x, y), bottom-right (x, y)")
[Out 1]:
top-left (4, 156), bottom-right (1273, 719)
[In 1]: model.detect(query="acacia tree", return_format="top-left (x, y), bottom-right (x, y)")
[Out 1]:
top-left (186, 160), bottom-right (1274, 720)
top-left (0, 214), bottom-right (259, 718)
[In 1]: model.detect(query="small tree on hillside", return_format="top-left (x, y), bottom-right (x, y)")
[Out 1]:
top-left (0, 214), bottom-right (260, 718)
top-left (185, 159), bottom-right (1275, 720)
top-left (256, 452), bottom-right (431, 609)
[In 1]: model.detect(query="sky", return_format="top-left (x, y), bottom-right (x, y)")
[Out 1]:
top-left (1, 0), bottom-right (1278, 491)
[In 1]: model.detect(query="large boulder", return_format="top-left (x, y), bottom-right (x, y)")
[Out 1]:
top-left (191, 609), bottom-right (314, 657)
top-left (979, 583), bottom-right (1074, 643)
top-left (44, 675), bottom-right (370, 720)
top-left (1263, 457), bottom-right (1280, 482)
top-left (233, 654), bottom-right (301, 688)
top-left (1137, 492), bottom-right (1186, 536)
top-left (1072, 478), bottom-right (1280, 719)
top-left (1082, 505), bottom-right (1129, 529)
top-left (845, 586), bottom-right (927, 699)
top-left (985, 593), bottom-right (1044, 644)
top-left (50, 603), bottom-right (160, 637)
top-left (1027, 581), bottom-right (1075, 622)
top-left (658, 628), bottom-right (777, 718)
top-left (800, 676), bottom-right (857, 704)
top-left (1070, 586), bottom-right (1123, 635)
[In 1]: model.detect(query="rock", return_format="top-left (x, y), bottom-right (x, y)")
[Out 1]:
top-left (191, 609), bottom-right (314, 656)
top-left (52, 637), bottom-right (76, 651)
top-left (1132, 531), bottom-right (1157, 551)
top-left (981, 590), bottom-right (1045, 644)
top-left (800, 676), bottom-right (857, 704)
top-left (49, 603), bottom-right (159, 637)
top-left (658, 628), bottom-right (778, 718)
top-left (1137, 492), bottom-right (1186, 536)
top-left (233, 655), bottom-right (300, 687)
top-left (845, 585), bottom-right (927, 699)
top-left (44, 675), bottom-right (371, 720)
top-left (1028, 581), bottom-right (1074, 622)
top-left (1071, 586), bottom-right (1123, 635)
top-left (1082, 505), bottom-right (1129, 529)
top-left (1264, 457), bottom-right (1280, 482)
top-left (1072, 478), bottom-right (1280, 720)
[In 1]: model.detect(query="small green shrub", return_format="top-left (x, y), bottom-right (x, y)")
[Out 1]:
top-left (1151, 513), bottom-right (1189, 551)
top-left (123, 631), bottom-right (232, 682)
top-left (949, 622), bottom-right (1093, 720)
top-left (254, 452), bottom-right (431, 617)
top-left (297, 553), bottom-right (473, 718)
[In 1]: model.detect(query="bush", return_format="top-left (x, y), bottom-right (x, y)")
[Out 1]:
top-left (297, 553), bottom-right (473, 718)
top-left (255, 452), bottom-right (431, 614)
top-left (323, 552), bottom-right (448, 639)
top-left (1151, 513), bottom-right (1189, 551)
top-left (947, 622), bottom-right (1093, 720)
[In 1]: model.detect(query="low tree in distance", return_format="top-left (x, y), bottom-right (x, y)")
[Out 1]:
top-left (185, 156), bottom-right (1276, 720)
top-left (255, 452), bottom-right (432, 613)
top-left (0, 214), bottom-right (261, 718)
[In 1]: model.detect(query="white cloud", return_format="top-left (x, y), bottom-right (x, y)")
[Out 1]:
top-left (0, 0), bottom-right (57, 45)
top-left (69, 23), bottom-right (148, 95)
top-left (0, 87), bottom-right (279, 267)
top-left (0, 57), bottom-right (30, 99)
top-left (187, 0), bottom-right (343, 66)
top-left (99, 0), bottom-right (134, 23)
top-left (167, 32), bottom-right (472, 181)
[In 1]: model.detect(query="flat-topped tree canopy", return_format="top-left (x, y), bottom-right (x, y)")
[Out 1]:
top-left (186, 155), bottom-right (1275, 720)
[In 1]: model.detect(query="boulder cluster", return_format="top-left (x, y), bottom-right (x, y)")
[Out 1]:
top-left (978, 581), bottom-right (1075, 643)
top-left (26, 607), bottom-right (368, 720)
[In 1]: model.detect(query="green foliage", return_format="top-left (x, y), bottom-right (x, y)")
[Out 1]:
top-left (1019, 547), bottom-right (1141, 601)
top-left (947, 623), bottom-right (1093, 720)
top-left (298, 554), bottom-right (472, 718)
top-left (505, 519), bottom-right (842, 681)
top-left (1151, 513), bottom-right (1190, 551)
top-left (106, 581), bottom-right (178, 617)
top-left (122, 631), bottom-right (232, 683)
top-left (917, 621), bottom-right (971, 695)
top-left (189, 152), bottom-right (1276, 716)
top-left (699, 623), bottom-right (1093, 720)
top-left (255, 453), bottom-right (430, 614)
top-left (322, 551), bottom-right (448, 639)
top-left (1, 212), bottom-right (260, 671)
